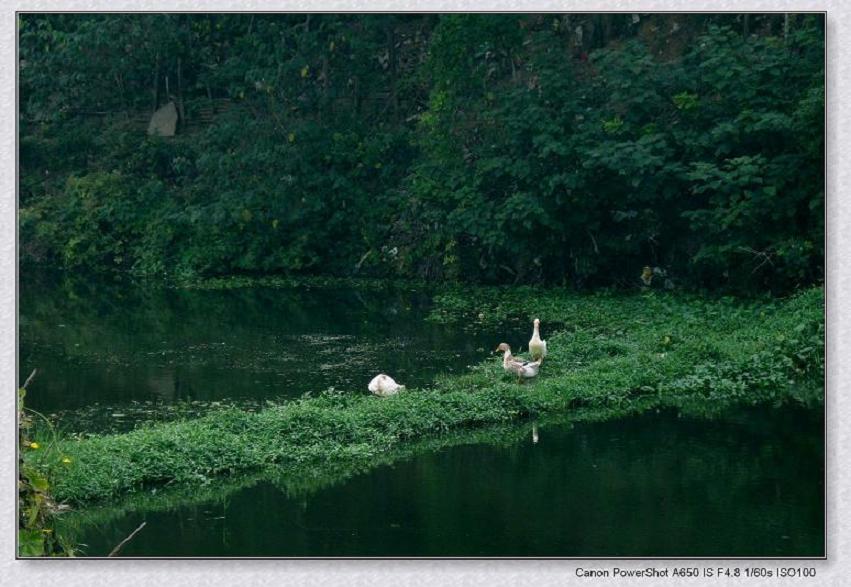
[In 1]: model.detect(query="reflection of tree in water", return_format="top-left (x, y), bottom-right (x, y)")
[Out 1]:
top-left (20, 270), bottom-right (508, 425)
top-left (145, 369), bottom-right (178, 402)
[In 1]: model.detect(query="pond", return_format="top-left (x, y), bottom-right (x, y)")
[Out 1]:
top-left (62, 406), bottom-right (823, 557)
top-left (20, 271), bottom-right (526, 432)
top-left (20, 272), bottom-right (824, 557)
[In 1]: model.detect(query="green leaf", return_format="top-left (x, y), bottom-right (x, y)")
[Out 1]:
top-left (19, 529), bottom-right (44, 557)
top-left (30, 473), bottom-right (49, 492)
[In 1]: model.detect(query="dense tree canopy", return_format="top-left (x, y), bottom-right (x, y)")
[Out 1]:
top-left (19, 13), bottom-right (824, 293)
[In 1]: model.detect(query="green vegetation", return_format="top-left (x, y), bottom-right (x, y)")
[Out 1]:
top-left (55, 397), bottom-right (816, 553)
top-left (18, 375), bottom-right (74, 556)
top-left (54, 401), bottom-right (658, 545)
top-left (29, 286), bottom-right (823, 506)
top-left (20, 14), bottom-right (823, 293)
top-left (17, 13), bottom-right (825, 556)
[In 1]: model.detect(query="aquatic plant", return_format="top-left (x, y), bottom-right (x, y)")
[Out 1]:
top-left (56, 401), bottom-right (659, 547)
top-left (32, 286), bottom-right (823, 506)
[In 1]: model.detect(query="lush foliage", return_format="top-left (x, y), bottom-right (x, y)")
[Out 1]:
top-left (32, 285), bottom-right (823, 505)
top-left (18, 379), bottom-right (74, 556)
top-left (20, 14), bottom-right (823, 293)
top-left (408, 16), bottom-right (824, 291)
top-left (55, 401), bottom-right (657, 547)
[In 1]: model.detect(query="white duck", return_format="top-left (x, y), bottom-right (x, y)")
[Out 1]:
top-left (368, 373), bottom-right (405, 397)
top-left (528, 318), bottom-right (547, 362)
top-left (495, 343), bottom-right (542, 383)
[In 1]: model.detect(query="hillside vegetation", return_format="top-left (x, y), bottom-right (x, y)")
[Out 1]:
top-left (19, 14), bottom-right (824, 293)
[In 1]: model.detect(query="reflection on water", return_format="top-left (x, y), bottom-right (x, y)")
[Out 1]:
top-left (23, 272), bottom-right (823, 557)
top-left (68, 406), bottom-right (823, 557)
top-left (20, 271), bottom-right (524, 431)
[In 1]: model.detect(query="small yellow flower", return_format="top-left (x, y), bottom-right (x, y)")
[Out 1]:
top-left (29, 442), bottom-right (39, 450)
top-left (62, 457), bottom-right (72, 464)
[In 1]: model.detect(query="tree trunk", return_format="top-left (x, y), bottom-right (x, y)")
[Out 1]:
top-left (152, 52), bottom-right (160, 112)
top-left (176, 56), bottom-right (185, 123)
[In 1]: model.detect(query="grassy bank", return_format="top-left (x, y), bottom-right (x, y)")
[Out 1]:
top-left (57, 401), bottom-right (662, 545)
top-left (32, 286), bottom-right (823, 506)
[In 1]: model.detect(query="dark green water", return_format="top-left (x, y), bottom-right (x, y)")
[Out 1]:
top-left (20, 272), bottom-right (524, 431)
top-left (67, 407), bottom-right (823, 557)
top-left (21, 272), bottom-right (824, 557)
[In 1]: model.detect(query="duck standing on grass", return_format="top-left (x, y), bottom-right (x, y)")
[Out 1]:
top-left (529, 318), bottom-right (547, 362)
top-left (368, 373), bottom-right (404, 397)
top-left (495, 343), bottom-right (542, 383)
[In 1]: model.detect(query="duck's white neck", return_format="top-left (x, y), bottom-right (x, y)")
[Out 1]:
top-left (502, 349), bottom-right (513, 365)
top-left (533, 322), bottom-right (540, 336)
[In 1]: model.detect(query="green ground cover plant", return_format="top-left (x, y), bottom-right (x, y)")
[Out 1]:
top-left (54, 400), bottom-right (660, 545)
top-left (29, 286), bottom-right (823, 506)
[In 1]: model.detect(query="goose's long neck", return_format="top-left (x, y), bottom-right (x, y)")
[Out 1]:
top-left (532, 324), bottom-right (541, 341)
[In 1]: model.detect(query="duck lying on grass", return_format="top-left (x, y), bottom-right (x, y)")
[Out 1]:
top-left (495, 343), bottom-right (542, 383)
top-left (529, 318), bottom-right (547, 362)
top-left (368, 373), bottom-right (405, 397)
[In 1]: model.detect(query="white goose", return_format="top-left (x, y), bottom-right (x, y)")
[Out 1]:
top-left (495, 343), bottom-right (542, 383)
top-left (368, 373), bottom-right (405, 397)
top-left (528, 318), bottom-right (547, 362)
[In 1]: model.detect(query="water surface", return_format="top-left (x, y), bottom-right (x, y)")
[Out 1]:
top-left (20, 271), bottom-right (523, 431)
top-left (21, 272), bottom-right (824, 557)
top-left (68, 406), bottom-right (824, 557)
